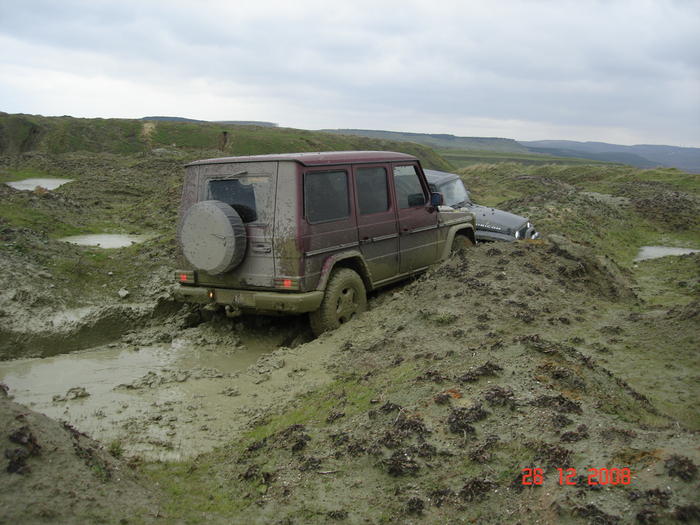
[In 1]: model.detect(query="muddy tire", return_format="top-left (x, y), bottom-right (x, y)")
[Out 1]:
top-left (451, 234), bottom-right (474, 255)
top-left (309, 268), bottom-right (367, 336)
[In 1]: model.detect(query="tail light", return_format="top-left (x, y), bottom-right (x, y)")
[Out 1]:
top-left (274, 277), bottom-right (300, 290)
top-left (176, 270), bottom-right (195, 284)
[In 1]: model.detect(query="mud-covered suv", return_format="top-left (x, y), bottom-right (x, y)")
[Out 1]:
top-left (175, 151), bottom-right (475, 335)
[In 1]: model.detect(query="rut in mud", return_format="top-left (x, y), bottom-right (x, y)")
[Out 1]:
top-left (0, 308), bottom-right (319, 460)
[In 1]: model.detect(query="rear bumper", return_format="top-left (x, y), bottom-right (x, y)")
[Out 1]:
top-left (174, 284), bottom-right (324, 314)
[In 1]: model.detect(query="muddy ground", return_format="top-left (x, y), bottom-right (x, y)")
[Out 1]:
top-left (1, 147), bottom-right (699, 524)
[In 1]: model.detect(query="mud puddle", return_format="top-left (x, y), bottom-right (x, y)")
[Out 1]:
top-left (635, 245), bottom-right (700, 261)
top-left (0, 319), bottom-right (332, 461)
top-left (5, 177), bottom-right (74, 190)
top-left (59, 233), bottom-right (156, 248)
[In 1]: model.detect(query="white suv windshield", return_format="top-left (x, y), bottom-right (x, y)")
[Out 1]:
top-left (439, 179), bottom-right (470, 207)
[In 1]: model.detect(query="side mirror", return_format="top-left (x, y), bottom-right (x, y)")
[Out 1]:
top-left (430, 192), bottom-right (444, 207)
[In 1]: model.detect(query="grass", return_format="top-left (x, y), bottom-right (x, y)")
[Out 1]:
top-left (0, 167), bottom-right (68, 182)
top-left (244, 377), bottom-right (377, 443)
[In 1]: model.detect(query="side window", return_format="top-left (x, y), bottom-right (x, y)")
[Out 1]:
top-left (356, 167), bottom-right (389, 215)
top-left (393, 165), bottom-right (427, 209)
top-left (304, 170), bottom-right (350, 223)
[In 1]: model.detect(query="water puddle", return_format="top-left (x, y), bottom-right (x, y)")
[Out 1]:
top-left (0, 336), bottom-right (276, 460)
top-left (59, 233), bottom-right (155, 248)
top-left (5, 178), bottom-right (74, 191)
top-left (634, 246), bottom-right (700, 261)
top-left (0, 322), bottom-right (328, 461)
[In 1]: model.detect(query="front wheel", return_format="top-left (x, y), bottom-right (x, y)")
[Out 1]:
top-left (309, 268), bottom-right (367, 336)
top-left (451, 234), bottom-right (474, 255)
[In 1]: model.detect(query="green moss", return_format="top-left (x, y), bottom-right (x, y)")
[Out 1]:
top-left (244, 378), bottom-right (376, 443)
top-left (144, 460), bottom-right (252, 522)
top-left (0, 203), bottom-right (55, 231)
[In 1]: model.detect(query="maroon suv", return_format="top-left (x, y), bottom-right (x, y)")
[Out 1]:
top-left (175, 151), bottom-right (475, 335)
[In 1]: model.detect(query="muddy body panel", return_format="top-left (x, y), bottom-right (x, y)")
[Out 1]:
top-left (174, 284), bottom-right (323, 314)
top-left (273, 161), bottom-right (303, 283)
top-left (179, 162), bottom-right (278, 289)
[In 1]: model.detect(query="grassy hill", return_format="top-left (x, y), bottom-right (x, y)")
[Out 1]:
top-left (142, 116), bottom-right (278, 127)
top-left (438, 149), bottom-right (617, 169)
top-left (0, 113), bottom-right (453, 171)
top-left (324, 128), bottom-right (528, 152)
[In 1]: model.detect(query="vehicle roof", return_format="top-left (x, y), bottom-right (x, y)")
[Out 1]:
top-left (424, 169), bottom-right (460, 185)
top-left (186, 151), bottom-right (418, 168)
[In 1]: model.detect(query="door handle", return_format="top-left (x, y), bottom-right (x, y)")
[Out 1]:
top-left (252, 244), bottom-right (272, 253)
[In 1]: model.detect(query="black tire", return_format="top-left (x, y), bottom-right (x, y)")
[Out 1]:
top-left (309, 268), bottom-right (367, 336)
top-left (451, 234), bottom-right (474, 255)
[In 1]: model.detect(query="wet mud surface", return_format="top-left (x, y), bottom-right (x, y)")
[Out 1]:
top-left (1, 316), bottom-right (320, 461)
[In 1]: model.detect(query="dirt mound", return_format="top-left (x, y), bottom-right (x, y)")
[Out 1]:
top-left (0, 394), bottom-right (160, 523)
top-left (546, 234), bottom-right (637, 300)
top-left (613, 181), bottom-right (700, 231)
top-left (0, 299), bottom-right (184, 360)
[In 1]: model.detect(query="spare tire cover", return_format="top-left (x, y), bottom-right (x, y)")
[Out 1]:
top-left (179, 200), bottom-right (247, 275)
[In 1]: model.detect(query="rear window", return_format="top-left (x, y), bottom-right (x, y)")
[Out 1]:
top-left (208, 175), bottom-right (271, 223)
top-left (304, 170), bottom-right (350, 223)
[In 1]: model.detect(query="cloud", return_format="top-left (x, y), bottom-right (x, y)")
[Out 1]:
top-left (0, 0), bottom-right (698, 145)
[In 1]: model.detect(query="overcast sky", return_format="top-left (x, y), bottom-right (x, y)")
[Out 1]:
top-left (1, 0), bottom-right (699, 146)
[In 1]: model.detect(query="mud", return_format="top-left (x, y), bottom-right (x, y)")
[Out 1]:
top-left (1, 396), bottom-right (159, 523)
top-left (0, 315), bottom-right (319, 460)
top-left (0, 303), bottom-right (162, 359)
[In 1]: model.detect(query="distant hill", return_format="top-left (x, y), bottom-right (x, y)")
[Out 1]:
top-left (142, 116), bottom-right (278, 127)
top-left (521, 140), bottom-right (700, 173)
top-left (323, 129), bottom-right (529, 153)
top-left (322, 129), bottom-right (699, 173)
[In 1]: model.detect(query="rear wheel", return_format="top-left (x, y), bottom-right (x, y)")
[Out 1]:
top-left (451, 234), bottom-right (474, 255)
top-left (309, 268), bottom-right (367, 336)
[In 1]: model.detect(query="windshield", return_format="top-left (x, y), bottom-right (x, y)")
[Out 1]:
top-left (439, 178), bottom-right (471, 207)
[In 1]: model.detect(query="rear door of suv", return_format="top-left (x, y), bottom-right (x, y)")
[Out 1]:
top-left (301, 165), bottom-right (358, 287)
top-left (352, 163), bottom-right (399, 283)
